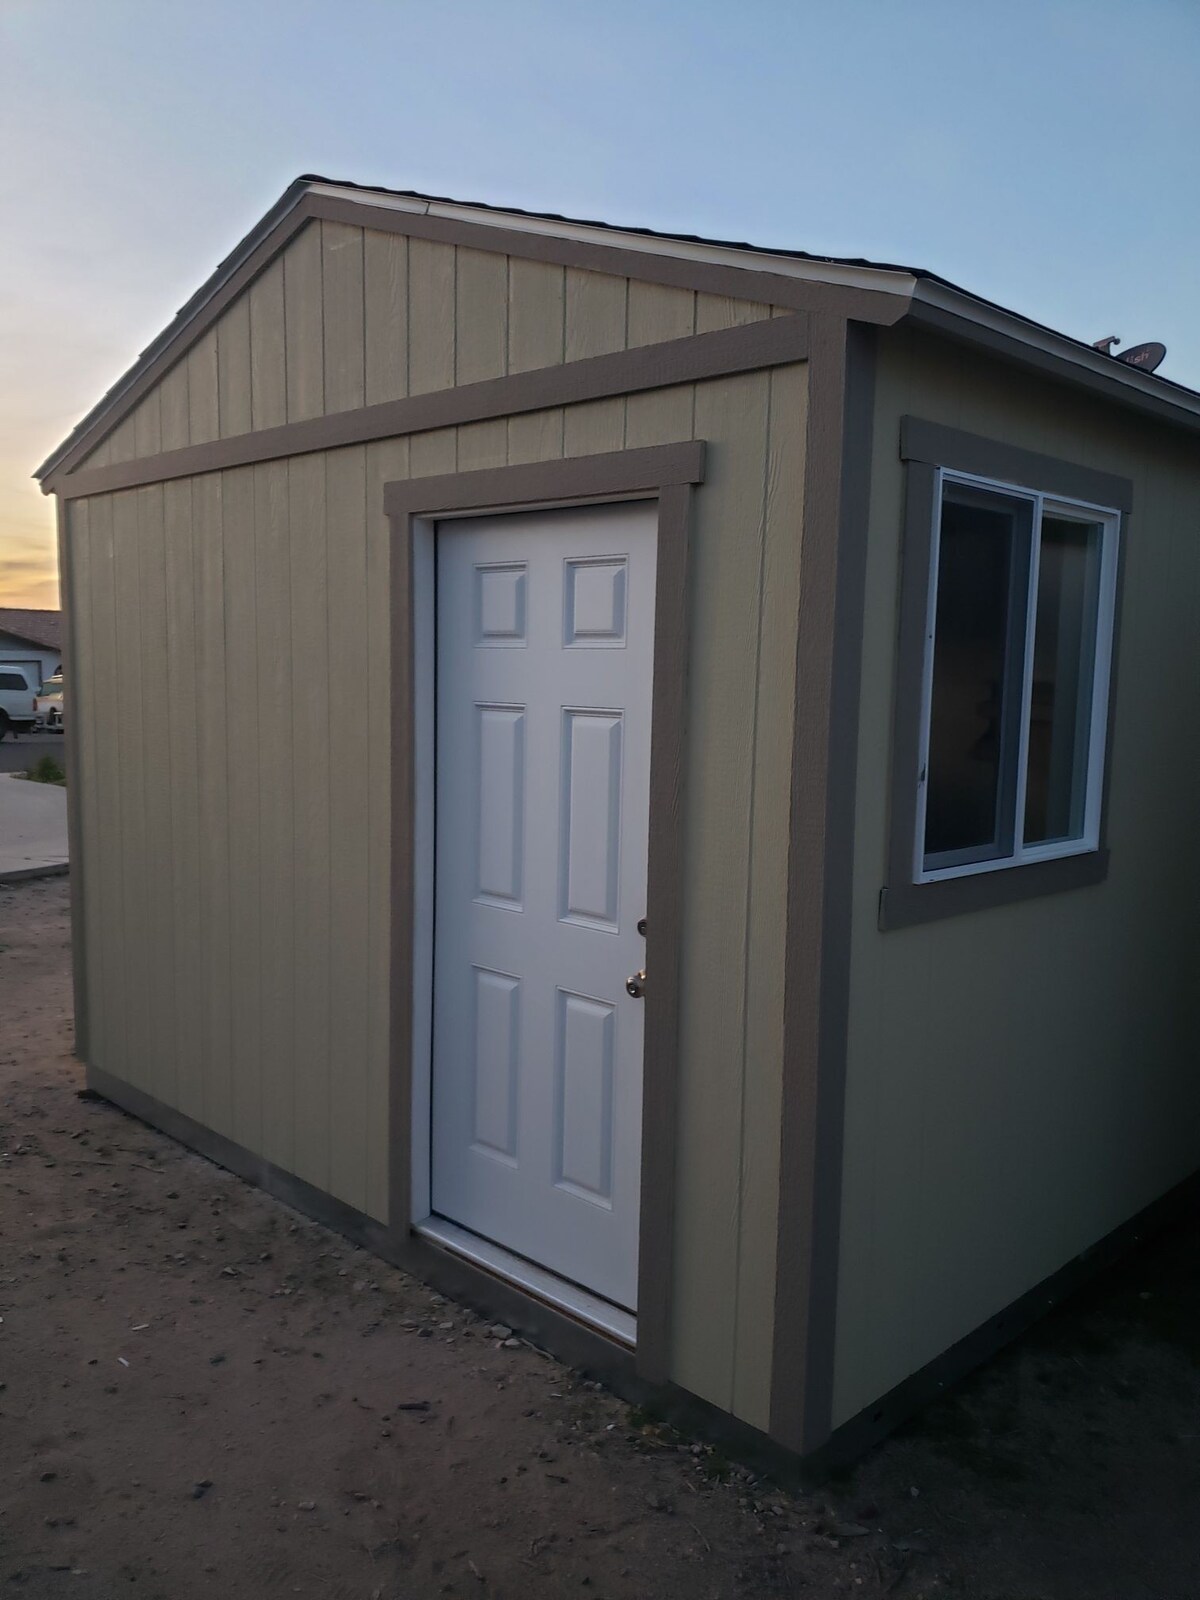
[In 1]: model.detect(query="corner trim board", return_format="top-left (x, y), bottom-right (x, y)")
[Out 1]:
top-left (56, 498), bottom-right (88, 1060)
top-left (769, 317), bottom-right (877, 1455)
top-left (386, 446), bottom-right (700, 1384)
top-left (53, 320), bottom-right (801, 500)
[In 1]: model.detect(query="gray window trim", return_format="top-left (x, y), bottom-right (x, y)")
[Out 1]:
top-left (880, 417), bottom-right (1131, 931)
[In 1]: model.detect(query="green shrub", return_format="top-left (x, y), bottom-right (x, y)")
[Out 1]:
top-left (24, 755), bottom-right (66, 786)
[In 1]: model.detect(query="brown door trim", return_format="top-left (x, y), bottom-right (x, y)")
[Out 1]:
top-left (386, 442), bottom-right (702, 1383)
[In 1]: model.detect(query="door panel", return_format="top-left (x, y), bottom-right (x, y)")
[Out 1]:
top-left (432, 501), bottom-right (656, 1311)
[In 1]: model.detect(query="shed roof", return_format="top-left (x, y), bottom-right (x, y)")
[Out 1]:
top-left (35, 176), bottom-right (1200, 484)
top-left (0, 609), bottom-right (61, 652)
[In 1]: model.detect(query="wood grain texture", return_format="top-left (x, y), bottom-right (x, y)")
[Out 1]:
top-left (163, 478), bottom-right (203, 1126)
top-left (82, 496), bottom-right (124, 1079)
top-left (456, 248), bottom-right (508, 385)
top-left (159, 361), bottom-right (190, 453)
top-left (508, 258), bottom-right (565, 462)
top-left (364, 230), bottom-right (408, 406)
top-left (192, 474), bottom-right (233, 1135)
top-left (563, 269), bottom-right (628, 457)
top-left (217, 296), bottom-right (253, 438)
top-left (284, 223), bottom-right (325, 423)
top-left (322, 222), bottom-right (365, 414)
top-left (111, 492), bottom-right (149, 1093)
top-left (253, 459), bottom-right (296, 1175)
top-left (249, 257), bottom-right (287, 431)
top-left (671, 372), bottom-right (770, 1412)
top-left (326, 446), bottom-right (370, 1213)
top-left (188, 328), bottom-right (220, 445)
top-left (107, 415), bottom-right (138, 466)
top-left (408, 239), bottom-right (455, 395)
top-left (364, 437), bottom-right (408, 1222)
top-left (288, 452), bottom-right (332, 1193)
top-left (695, 294), bottom-right (771, 333)
top-left (221, 465), bottom-right (263, 1154)
top-left (626, 283), bottom-right (696, 445)
top-left (732, 361), bottom-right (808, 1429)
top-left (133, 386), bottom-right (162, 459)
top-left (66, 503), bottom-right (104, 1064)
top-left (135, 485), bottom-right (176, 1110)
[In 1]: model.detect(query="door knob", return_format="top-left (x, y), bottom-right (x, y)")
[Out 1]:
top-left (626, 969), bottom-right (646, 1000)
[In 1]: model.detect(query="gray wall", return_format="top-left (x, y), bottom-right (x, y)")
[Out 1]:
top-left (833, 325), bottom-right (1200, 1426)
top-left (62, 218), bottom-right (810, 1432)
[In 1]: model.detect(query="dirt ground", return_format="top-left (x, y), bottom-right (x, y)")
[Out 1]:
top-left (2, 878), bottom-right (1199, 1599)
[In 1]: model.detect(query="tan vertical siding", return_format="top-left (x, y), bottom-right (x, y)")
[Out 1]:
top-left (159, 361), bottom-right (190, 453)
top-left (222, 467), bottom-right (262, 1153)
top-left (408, 239), bottom-right (456, 395)
top-left (217, 297), bottom-right (253, 438)
top-left (326, 446), bottom-right (371, 1212)
top-left (111, 492), bottom-right (148, 1092)
top-left (363, 437), bottom-right (406, 1221)
top-left (249, 258), bottom-right (287, 431)
top-left (163, 480), bottom-right (203, 1120)
top-left (188, 329), bottom-right (220, 445)
top-left (254, 459), bottom-right (296, 1175)
top-left (322, 222), bottom-right (365, 414)
top-left (563, 268), bottom-right (627, 456)
top-left (732, 361), bottom-right (807, 1424)
top-left (136, 485), bottom-right (175, 1105)
top-left (284, 225), bottom-right (325, 423)
top-left (67, 503), bottom-right (106, 1068)
top-left (455, 247), bottom-right (508, 470)
top-left (289, 454), bottom-right (332, 1191)
top-left (83, 496), bottom-right (123, 1076)
top-left (133, 386), bottom-right (162, 459)
top-left (193, 474), bottom-right (232, 1134)
top-left (507, 259), bottom-right (564, 463)
top-left (64, 246), bottom-right (808, 1415)
top-left (364, 231), bottom-right (408, 406)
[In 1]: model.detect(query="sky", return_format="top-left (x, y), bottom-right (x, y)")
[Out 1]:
top-left (2, 0), bottom-right (1198, 609)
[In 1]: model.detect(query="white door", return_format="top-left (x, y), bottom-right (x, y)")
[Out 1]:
top-left (431, 500), bottom-right (656, 1312)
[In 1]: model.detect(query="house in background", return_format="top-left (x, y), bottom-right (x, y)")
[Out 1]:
top-left (0, 608), bottom-right (61, 690)
top-left (34, 177), bottom-right (1200, 1464)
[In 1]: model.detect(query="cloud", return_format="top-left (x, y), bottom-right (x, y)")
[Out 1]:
top-left (0, 521), bottom-right (59, 609)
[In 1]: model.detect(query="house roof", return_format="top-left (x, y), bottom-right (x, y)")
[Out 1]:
top-left (35, 176), bottom-right (1200, 484)
top-left (0, 608), bottom-right (61, 652)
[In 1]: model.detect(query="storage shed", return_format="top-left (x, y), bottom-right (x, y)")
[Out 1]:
top-left (36, 177), bottom-right (1200, 1462)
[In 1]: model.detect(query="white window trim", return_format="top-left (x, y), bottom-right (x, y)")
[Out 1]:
top-left (913, 467), bottom-right (1121, 885)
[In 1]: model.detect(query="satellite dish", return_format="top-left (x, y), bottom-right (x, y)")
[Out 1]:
top-left (1116, 341), bottom-right (1167, 373)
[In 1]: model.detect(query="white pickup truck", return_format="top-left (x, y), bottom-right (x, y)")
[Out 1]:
top-left (34, 672), bottom-right (64, 731)
top-left (0, 666), bottom-right (41, 739)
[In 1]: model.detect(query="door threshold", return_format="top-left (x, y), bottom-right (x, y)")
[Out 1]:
top-left (415, 1216), bottom-right (637, 1348)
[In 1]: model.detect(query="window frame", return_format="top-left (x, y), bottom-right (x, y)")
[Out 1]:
top-left (880, 418), bottom-right (1132, 931)
top-left (914, 467), bottom-right (1121, 885)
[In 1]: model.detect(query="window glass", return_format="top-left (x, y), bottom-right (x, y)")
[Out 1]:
top-left (924, 486), bottom-right (1031, 863)
top-left (1023, 516), bottom-right (1104, 845)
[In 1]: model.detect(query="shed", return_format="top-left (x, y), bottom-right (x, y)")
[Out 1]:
top-left (36, 177), bottom-right (1200, 1463)
top-left (0, 608), bottom-right (62, 690)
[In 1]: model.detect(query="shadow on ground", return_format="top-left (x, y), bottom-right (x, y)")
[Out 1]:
top-left (2, 877), bottom-right (1198, 1598)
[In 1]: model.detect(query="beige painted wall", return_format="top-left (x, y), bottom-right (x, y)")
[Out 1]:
top-left (62, 223), bottom-right (807, 1431)
top-left (833, 326), bottom-right (1200, 1426)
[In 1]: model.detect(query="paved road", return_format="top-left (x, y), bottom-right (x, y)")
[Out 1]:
top-left (0, 730), bottom-right (67, 775)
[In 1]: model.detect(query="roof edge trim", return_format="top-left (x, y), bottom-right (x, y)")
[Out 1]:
top-left (907, 280), bottom-right (1200, 432)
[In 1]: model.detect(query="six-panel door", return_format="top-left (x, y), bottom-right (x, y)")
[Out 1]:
top-left (431, 501), bottom-right (657, 1311)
